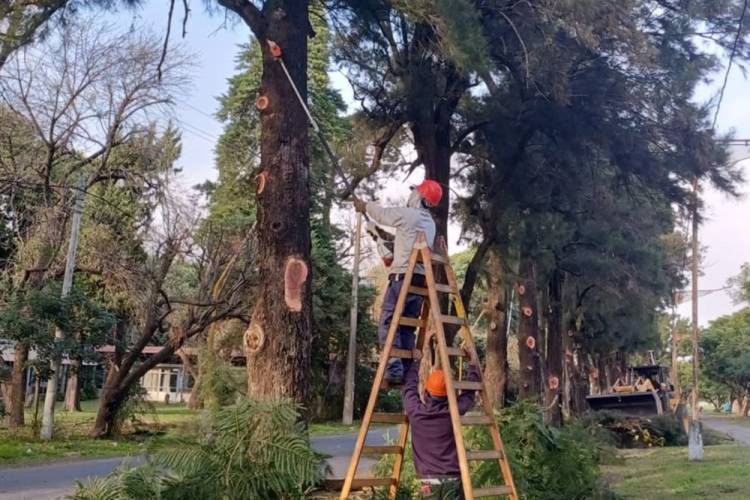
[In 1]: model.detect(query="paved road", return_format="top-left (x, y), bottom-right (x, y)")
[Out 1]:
top-left (703, 416), bottom-right (750, 445)
top-left (0, 426), bottom-right (397, 500)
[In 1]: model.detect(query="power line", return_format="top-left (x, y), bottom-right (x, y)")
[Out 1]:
top-left (711, 0), bottom-right (748, 130)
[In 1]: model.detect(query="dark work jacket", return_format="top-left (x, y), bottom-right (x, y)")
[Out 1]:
top-left (402, 362), bottom-right (479, 478)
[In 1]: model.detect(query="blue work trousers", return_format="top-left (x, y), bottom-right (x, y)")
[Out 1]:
top-left (378, 273), bottom-right (426, 372)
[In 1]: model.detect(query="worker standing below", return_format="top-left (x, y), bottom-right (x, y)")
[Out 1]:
top-left (404, 353), bottom-right (480, 499)
top-left (352, 180), bottom-right (442, 384)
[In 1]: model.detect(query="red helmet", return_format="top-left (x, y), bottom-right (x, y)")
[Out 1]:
top-left (416, 180), bottom-right (443, 207)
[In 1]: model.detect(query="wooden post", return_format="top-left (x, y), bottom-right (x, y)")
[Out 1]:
top-left (343, 213), bottom-right (362, 425)
top-left (688, 177), bottom-right (704, 461)
top-left (40, 180), bottom-right (85, 440)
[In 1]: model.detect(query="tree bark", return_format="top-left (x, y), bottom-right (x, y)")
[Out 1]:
top-left (405, 24), bottom-right (467, 242)
top-left (544, 269), bottom-right (564, 426)
top-left (4, 343), bottom-right (28, 427)
top-left (63, 357), bottom-right (81, 411)
top-left (221, 1), bottom-right (313, 405)
top-left (517, 256), bottom-right (541, 400)
top-left (484, 249), bottom-right (508, 407)
top-left (90, 367), bottom-right (125, 438)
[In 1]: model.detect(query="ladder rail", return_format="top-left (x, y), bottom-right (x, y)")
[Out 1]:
top-left (420, 241), bottom-right (475, 499)
top-left (339, 244), bottom-right (422, 499)
top-left (440, 241), bottom-right (519, 500)
top-left (389, 302), bottom-right (431, 498)
top-left (339, 233), bottom-right (517, 499)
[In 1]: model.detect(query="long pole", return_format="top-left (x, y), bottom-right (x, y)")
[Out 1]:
top-left (343, 213), bottom-right (363, 425)
top-left (670, 306), bottom-right (680, 398)
top-left (688, 177), bottom-right (704, 461)
top-left (40, 181), bottom-right (85, 440)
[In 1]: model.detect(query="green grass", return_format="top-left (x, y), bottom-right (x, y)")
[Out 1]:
top-left (602, 444), bottom-right (750, 499)
top-left (0, 400), bottom-right (377, 465)
top-left (0, 400), bottom-right (200, 465)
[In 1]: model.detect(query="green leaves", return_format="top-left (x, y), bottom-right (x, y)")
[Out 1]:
top-left (70, 398), bottom-right (328, 500)
top-left (700, 307), bottom-right (750, 397)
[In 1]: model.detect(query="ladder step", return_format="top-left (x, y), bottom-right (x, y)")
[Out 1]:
top-left (441, 314), bottom-right (466, 325)
top-left (371, 412), bottom-right (408, 423)
top-left (408, 284), bottom-right (455, 296)
top-left (453, 381), bottom-right (484, 391)
top-left (431, 253), bottom-right (448, 264)
top-left (466, 450), bottom-right (502, 460)
top-left (445, 347), bottom-right (468, 358)
top-left (461, 414), bottom-right (493, 425)
top-left (362, 445), bottom-right (404, 455)
top-left (398, 317), bottom-right (426, 328)
top-left (389, 348), bottom-right (414, 359)
top-left (473, 485), bottom-right (513, 497)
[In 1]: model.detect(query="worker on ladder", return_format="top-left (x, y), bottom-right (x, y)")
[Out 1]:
top-left (352, 180), bottom-right (443, 384)
top-left (404, 352), bottom-right (480, 499)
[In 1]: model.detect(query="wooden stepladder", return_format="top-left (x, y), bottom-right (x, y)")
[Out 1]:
top-left (339, 233), bottom-right (518, 500)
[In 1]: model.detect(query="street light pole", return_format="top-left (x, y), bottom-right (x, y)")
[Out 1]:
top-left (41, 180), bottom-right (85, 440)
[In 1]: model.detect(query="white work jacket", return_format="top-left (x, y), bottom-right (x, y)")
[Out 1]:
top-left (365, 203), bottom-right (436, 275)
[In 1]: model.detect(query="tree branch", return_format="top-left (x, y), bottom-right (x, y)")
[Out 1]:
top-left (451, 121), bottom-right (490, 152)
top-left (217, 0), bottom-right (267, 38)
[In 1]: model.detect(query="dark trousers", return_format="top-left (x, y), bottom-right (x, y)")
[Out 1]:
top-left (378, 274), bottom-right (425, 370)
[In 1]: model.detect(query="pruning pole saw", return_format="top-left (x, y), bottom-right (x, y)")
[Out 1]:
top-left (267, 40), bottom-right (394, 266)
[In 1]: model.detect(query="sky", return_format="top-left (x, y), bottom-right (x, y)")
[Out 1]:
top-left (114, 3), bottom-right (749, 326)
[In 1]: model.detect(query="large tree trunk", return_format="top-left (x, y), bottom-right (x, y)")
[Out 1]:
top-left (90, 365), bottom-right (123, 437)
top-left (406, 25), bottom-right (466, 242)
top-left (544, 270), bottom-right (564, 426)
top-left (4, 343), bottom-right (28, 427)
top-left (227, 1), bottom-right (313, 405)
top-left (63, 357), bottom-right (81, 411)
top-left (484, 249), bottom-right (508, 407)
top-left (568, 350), bottom-right (589, 417)
top-left (517, 256), bottom-right (541, 400)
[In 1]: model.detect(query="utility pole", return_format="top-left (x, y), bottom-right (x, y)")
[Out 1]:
top-left (343, 213), bottom-right (362, 425)
top-left (41, 181), bottom-right (85, 440)
top-left (688, 177), bottom-right (704, 461)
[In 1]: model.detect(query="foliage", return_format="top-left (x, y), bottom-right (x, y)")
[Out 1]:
top-left (466, 402), bottom-right (612, 499)
top-left (112, 384), bottom-right (157, 437)
top-left (700, 308), bottom-right (750, 400)
top-left (373, 402), bottom-right (613, 499)
top-left (583, 410), bottom-right (687, 449)
top-left (0, 284), bottom-right (114, 367)
top-left (727, 263), bottom-right (750, 305)
top-left (70, 398), bottom-right (328, 500)
top-left (199, 348), bottom-right (245, 414)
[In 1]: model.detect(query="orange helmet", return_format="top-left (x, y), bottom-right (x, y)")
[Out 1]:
top-left (426, 370), bottom-right (447, 397)
top-left (416, 180), bottom-right (443, 207)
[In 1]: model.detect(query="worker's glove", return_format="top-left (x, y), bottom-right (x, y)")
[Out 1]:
top-left (352, 196), bottom-right (367, 214)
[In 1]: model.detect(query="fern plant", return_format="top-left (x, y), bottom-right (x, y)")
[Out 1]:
top-left (69, 398), bottom-right (329, 500)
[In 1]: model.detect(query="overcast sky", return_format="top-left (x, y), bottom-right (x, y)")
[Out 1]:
top-left (115, 4), bottom-right (749, 326)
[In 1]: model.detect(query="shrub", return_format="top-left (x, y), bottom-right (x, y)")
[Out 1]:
top-left (373, 402), bottom-right (614, 500)
top-left (467, 402), bottom-right (613, 500)
top-left (69, 397), bottom-right (328, 500)
top-left (582, 410), bottom-right (687, 448)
